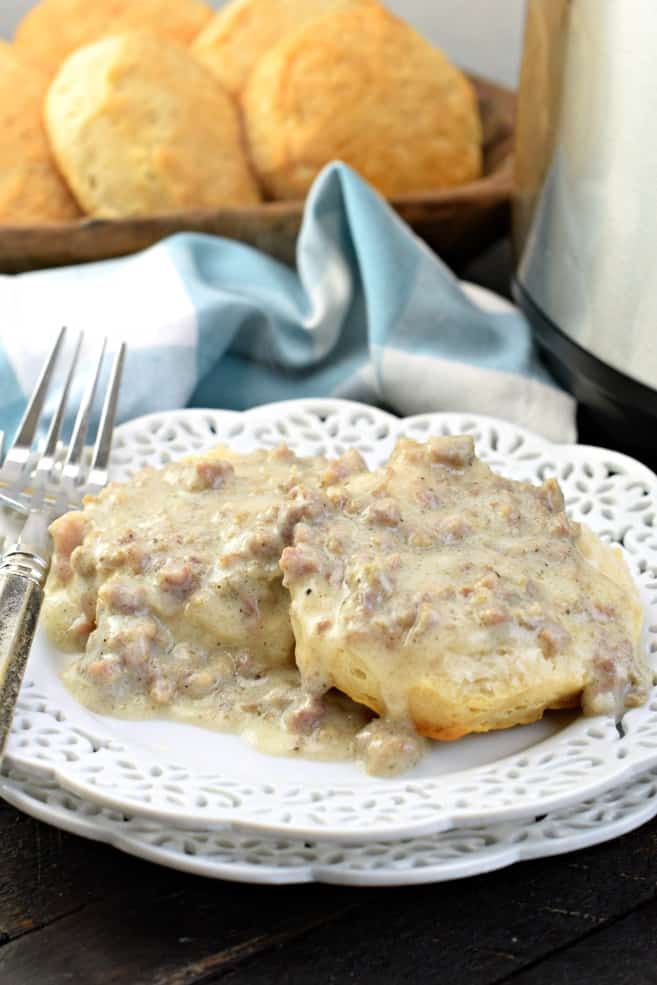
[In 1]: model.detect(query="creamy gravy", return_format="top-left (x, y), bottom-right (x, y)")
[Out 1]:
top-left (42, 439), bottom-right (648, 776)
top-left (282, 436), bottom-right (648, 739)
top-left (44, 444), bottom-right (425, 776)
top-left (62, 646), bottom-right (424, 775)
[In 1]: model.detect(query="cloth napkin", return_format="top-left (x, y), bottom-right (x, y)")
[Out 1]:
top-left (0, 163), bottom-right (575, 445)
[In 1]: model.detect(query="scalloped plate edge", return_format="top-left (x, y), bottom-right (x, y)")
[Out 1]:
top-left (5, 399), bottom-right (657, 843)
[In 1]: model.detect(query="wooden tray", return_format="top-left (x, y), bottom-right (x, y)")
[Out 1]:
top-left (0, 76), bottom-right (514, 273)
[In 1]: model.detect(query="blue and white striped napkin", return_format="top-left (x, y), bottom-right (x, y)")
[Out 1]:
top-left (0, 162), bottom-right (575, 444)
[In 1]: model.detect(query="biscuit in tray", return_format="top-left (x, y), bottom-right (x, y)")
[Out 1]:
top-left (14, 0), bottom-right (212, 78)
top-left (0, 40), bottom-right (80, 224)
top-left (192, 0), bottom-right (374, 96)
top-left (242, 4), bottom-right (482, 200)
top-left (281, 436), bottom-right (648, 739)
top-left (45, 32), bottom-right (261, 217)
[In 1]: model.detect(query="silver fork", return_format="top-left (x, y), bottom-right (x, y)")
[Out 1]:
top-left (0, 329), bottom-right (125, 756)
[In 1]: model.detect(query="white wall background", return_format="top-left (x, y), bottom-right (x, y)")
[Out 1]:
top-left (0, 0), bottom-right (525, 87)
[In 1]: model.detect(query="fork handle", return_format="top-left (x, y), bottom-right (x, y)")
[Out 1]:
top-left (0, 553), bottom-right (48, 759)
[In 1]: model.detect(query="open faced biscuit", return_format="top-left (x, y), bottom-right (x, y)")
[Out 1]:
top-left (242, 4), bottom-right (482, 200)
top-left (281, 436), bottom-right (648, 739)
top-left (45, 33), bottom-right (261, 217)
top-left (192, 0), bottom-right (374, 96)
top-left (43, 445), bottom-right (329, 709)
top-left (0, 41), bottom-right (80, 224)
top-left (14, 0), bottom-right (212, 78)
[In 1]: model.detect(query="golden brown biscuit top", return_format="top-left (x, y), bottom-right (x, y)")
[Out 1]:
top-left (242, 3), bottom-right (482, 199)
top-left (192, 0), bottom-right (376, 95)
top-left (45, 31), bottom-right (261, 216)
top-left (14, 0), bottom-right (213, 77)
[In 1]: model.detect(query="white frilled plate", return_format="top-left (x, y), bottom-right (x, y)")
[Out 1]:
top-left (5, 399), bottom-right (657, 843)
top-left (2, 762), bottom-right (657, 886)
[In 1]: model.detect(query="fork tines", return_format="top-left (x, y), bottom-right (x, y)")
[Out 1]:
top-left (0, 329), bottom-right (126, 512)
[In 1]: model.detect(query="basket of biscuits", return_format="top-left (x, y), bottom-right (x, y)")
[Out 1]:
top-left (0, 0), bottom-right (514, 272)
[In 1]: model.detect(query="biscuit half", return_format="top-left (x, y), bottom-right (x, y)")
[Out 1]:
top-left (281, 437), bottom-right (648, 740)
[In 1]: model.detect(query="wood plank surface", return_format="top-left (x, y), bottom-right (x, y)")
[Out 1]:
top-left (504, 901), bottom-right (657, 985)
top-left (0, 801), bottom-right (146, 943)
top-left (0, 797), bottom-right (358, 983)
top-left (1, 795), bottom-right (656, 985)
top-left (214, 820), bottom-right (657, 985)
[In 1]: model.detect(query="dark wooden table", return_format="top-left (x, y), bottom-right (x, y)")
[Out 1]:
top-left (2, 243), bottom-right (656, 985)
top-left (1, 793), bottom-right (657, 984)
